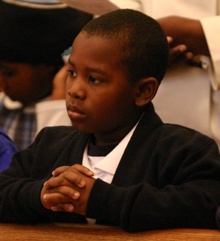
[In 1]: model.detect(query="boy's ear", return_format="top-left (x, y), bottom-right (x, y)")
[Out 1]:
top-left (135, 77), bottom-right (159, 107)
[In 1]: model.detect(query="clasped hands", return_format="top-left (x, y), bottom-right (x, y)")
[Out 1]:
top-left (41, 164), bottom-right (95, 216)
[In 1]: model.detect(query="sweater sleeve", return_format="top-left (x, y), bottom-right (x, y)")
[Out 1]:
top-left (0, 135), bottom-right (50, 222)
top-left (0, 127), bottom-right (73, 223)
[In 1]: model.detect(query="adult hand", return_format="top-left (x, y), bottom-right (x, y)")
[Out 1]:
top-left (167, 36), bottom-right (187, 63)
top-left (158, 16), bottom-right (210, 58)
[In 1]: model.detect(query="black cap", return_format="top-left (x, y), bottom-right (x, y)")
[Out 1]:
top-left (0, 0), bottom-right (92, 64)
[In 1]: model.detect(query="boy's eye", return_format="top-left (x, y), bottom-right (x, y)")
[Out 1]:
top-left (0, 70), bottom-right (15, 78)
top-left (67, 69), bottom-right (76, 77)
top-left (88, 75), bottom-right (100, 84)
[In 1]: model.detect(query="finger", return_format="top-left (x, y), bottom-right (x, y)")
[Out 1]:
top-left (184, 51), bottom-right (194, 60)
top-left (46, 170), bottom-right (86, 189)
top-left (51, 203), bottom-right (74, 212)
top-left (52, 166), bottom-right (70, 177)
top-left (167, 36), bottom-right (173, 44)
top-left (170, 44), bottom-right (187, 55)
top-left (46, 184), bottom-right (80, 200)
top-left (169, 44), bottom-right (187, 61)
top-left (62, 170), bottom-right (86, 188)
top-left (42, 192), bottom-right (73, 211)
top-left (43, 187), bottom-right (79, 206)
top-left (70, 164), bottom-right (94, 176)
top-left (187, 54), bottom-right (202, 67)
top-left (44, 175), bottom-right (72, 189)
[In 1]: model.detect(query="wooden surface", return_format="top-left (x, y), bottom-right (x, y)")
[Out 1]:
top-left (0, 223), bottom-right (220, 241)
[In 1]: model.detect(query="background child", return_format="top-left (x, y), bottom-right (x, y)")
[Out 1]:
top-left (0, 9), bottom-right (220, 233)
top-left (0, 0), bottom-right (92, 150)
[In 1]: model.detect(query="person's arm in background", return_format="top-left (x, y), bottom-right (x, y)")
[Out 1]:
top-left (157, 16), bottom-right (210, 58)
top-left (156, 15), bottom-right (220, 90)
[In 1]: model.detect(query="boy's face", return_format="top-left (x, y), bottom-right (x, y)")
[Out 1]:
top-left (0, 62), bottom-right (54, 105)
top-left (66, 32), bottom-right (141, 145)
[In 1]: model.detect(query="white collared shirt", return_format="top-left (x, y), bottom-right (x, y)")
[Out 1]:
top-left (82, 117), bottom-right (141, 184)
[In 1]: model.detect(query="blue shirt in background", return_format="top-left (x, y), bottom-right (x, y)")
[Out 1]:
top-left (0, 128), bottom-right (18, 172)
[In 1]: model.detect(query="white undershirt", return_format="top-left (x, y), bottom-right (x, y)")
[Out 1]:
top-left (82, 120), bottom-right (140, 184)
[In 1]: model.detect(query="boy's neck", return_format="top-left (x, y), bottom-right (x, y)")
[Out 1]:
top-left (93, 111), bottom-right (145, 146)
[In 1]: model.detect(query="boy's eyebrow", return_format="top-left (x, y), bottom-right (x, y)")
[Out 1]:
top-left (68, 59), bottom-right (109, 76)
top-left (68, 59), bottom-right (74, 66)
top-left (0, 65), bottom-right (12, 71)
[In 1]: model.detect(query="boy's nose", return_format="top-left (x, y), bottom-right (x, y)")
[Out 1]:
top-left (67, 78), bottom-right (86, 99)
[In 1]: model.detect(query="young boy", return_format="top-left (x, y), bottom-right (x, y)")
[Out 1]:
top-left (0, 9), bottom-right (220, 233)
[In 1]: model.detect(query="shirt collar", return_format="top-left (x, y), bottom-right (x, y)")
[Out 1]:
top-left (1, 94), bottom-right (50, 113)
top-left (83, 114), bottom-right (143, 178)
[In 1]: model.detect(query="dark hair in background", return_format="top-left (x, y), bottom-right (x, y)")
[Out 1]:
top-left (0, 0), bottom-right (92, 65)
top-left (82, 9), bottom-right (169, 84)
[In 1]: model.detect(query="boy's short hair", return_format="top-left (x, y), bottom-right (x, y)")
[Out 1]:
top-left (0, 0), bottom-right (92, 65)
top-left (82, 9), bottom-right (169, 84)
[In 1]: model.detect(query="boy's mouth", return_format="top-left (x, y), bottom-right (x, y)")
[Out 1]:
top-left (67, 105), bottom-right (85, 119)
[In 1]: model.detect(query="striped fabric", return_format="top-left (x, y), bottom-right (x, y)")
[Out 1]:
top-left (0, 97), bottom-right (36, 150)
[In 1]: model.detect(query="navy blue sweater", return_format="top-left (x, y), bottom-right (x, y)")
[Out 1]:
top-left (0, 103), bottom-right (220, 232)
